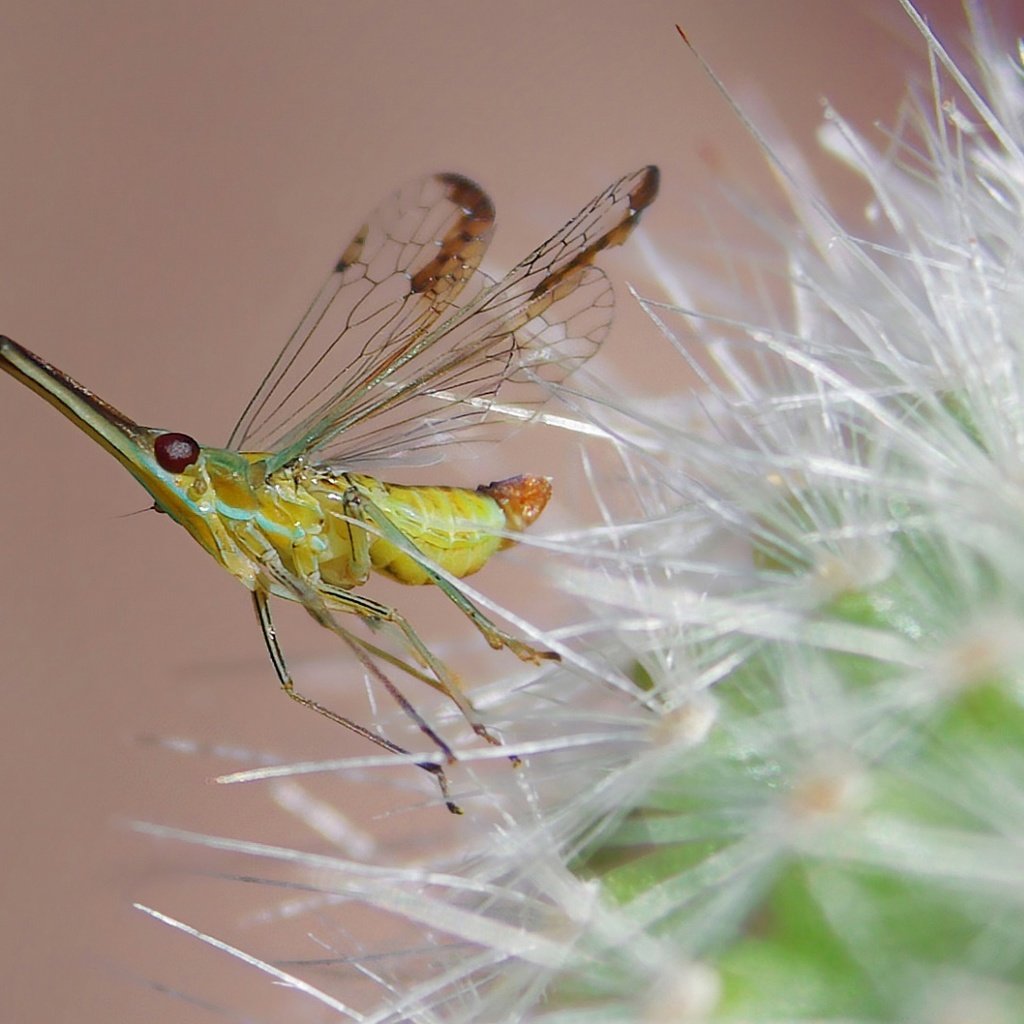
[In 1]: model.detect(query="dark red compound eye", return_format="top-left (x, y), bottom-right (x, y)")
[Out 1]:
top-left (154, 432), bottom-right (200, 473)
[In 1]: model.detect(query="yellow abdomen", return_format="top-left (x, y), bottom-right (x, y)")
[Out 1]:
top-left (348, 472), bottom-right (552, 586)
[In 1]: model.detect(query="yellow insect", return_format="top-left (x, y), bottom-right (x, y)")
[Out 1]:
top-left (0, 165), bottom-right (659, 810)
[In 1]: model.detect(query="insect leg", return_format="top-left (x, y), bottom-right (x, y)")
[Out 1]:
top-left (251, 587), bottom-right (462, 814)
top-left (250, 554), bottom-right (458, 763)
top-left (346, 487), bottom-right (559, 665)
top-left (252, 533), bottom-right (494, 744)
top-left (317, 579), bottom-right (507, 749)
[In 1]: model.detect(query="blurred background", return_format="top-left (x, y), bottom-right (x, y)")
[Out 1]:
top-left (1, 2), bottom-right (1019, 1020)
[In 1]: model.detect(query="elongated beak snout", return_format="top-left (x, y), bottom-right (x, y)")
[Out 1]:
top-left (0, 335), bottom-right (162, 480)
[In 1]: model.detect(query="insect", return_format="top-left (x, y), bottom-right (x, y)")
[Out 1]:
top-left (0, 165), bottom-right (659, 810)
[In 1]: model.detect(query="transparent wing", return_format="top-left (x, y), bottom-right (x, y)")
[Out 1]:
top-left (237, 166), bottom-right (659, 473)
top-left (229, 172), bottom-right (496, 452)
top-left (319, 261), bottom-right (617, 467)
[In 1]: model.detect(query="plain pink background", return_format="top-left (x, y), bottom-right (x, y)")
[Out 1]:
top-left (1, 3), bottom-right (1017, 1020)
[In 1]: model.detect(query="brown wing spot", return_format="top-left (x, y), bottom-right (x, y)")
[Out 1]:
top-left (410, 174), bottom-right (497, 295)
top-left (529, 166), bottom-right (660, 303)
top-left (629, 165), bottom-right (660, 216)
top-left (437, 172), bottom-right (496, 229)
top-left (334, 224), bottom-right (370, 273)
top-left (529, 252), bottom-right (587, 304)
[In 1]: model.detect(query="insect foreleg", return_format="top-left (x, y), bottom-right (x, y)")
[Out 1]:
top-left (250, 588), bottom-right (462, 814)
top-left (345, 487), bottom-right (559, 665)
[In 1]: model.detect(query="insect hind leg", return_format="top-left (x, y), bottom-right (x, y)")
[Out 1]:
top-left (318, 580), bottom-right (506, 749)
top-left (348, 487), bottom-right (559, 665)
top-left (247, 589), bottom-right (460, 811)
top-left (241, 505), bottom-right (509, 763)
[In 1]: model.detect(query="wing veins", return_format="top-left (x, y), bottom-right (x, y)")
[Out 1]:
top-left (235, 166), bottom-right (658, 471)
